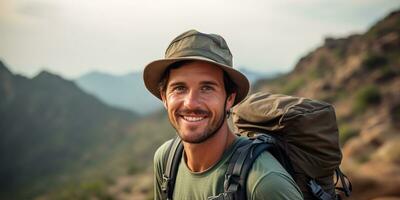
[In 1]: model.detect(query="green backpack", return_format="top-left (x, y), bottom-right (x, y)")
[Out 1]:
top-left (161, 92), bottom-right (351, 200)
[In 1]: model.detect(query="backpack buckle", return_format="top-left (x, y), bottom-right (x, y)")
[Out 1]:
top-left (255, 134), bottom-right (276, 144)
top-left (208, 192), bottom-right (234, 200)
top-left (308, 179), bottom-right (332, 200)
top-left (161, 175), bottom-right (171, 193)
top-left (224, 174), bottom-right (240, 192)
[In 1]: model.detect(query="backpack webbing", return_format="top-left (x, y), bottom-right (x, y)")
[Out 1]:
top-left (161, 135), bottom-right (350, 200)
top-left (161, 135), bottom-right (277, 200)
top-left (162, 137), bottom-right (183, 200)
top-left (223, 134), bottom-right (275, 200)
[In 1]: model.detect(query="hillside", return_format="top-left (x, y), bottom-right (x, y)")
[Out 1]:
top-left (254, 10), bottom-right (400, 200)
top-left (2, 9), bottom-right (399, 200)
top-left (0, 61), bottom-right (140, 199)
top-left (75, 71), bottom-right (162, 114)
top-left (57, 10), bottom-right (400, 200)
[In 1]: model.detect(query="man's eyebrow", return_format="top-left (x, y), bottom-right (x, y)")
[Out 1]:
top-left (168, 81), bottom-right (186, 87)
top-left (200, 81), bottom-right (220, 86)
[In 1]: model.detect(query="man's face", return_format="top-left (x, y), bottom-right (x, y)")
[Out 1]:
top-left (161, 61), bottom-right (236, 144)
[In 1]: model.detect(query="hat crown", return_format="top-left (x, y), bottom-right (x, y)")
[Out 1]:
top-left (143, 29), bottom-right (250, 105)
top-left (165, 30), bottom-right (233, 66)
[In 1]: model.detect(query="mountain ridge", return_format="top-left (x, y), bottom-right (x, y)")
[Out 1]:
top-left (75, 70), bottom-right (162, 115)
top-left (254, 9), bottom-right (400, 200)
top-left (0, 63), bottom-right (139, 199)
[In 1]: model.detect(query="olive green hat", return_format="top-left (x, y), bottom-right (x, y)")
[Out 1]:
top-left (143, 29), bottom-right (250, 105)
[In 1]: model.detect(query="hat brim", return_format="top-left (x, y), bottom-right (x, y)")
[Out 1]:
top-left (143, 56), bottom-right (250, 105)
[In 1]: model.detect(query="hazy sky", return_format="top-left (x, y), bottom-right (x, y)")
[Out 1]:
top-left (0, 0), bottom-right (399, 79)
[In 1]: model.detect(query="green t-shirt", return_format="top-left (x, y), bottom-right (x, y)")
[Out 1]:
top-left (154, 137), bottom-right (303, 200)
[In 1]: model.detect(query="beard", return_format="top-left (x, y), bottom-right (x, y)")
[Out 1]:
top-left (170, 104), bottom-right (227, 144)
top-left (180, 112), bottom-right (225, 144)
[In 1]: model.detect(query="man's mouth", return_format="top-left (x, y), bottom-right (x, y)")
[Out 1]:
top-left (182, 116), bottom-right (206, 122)
top-left (177, 109), bottom-right (209, 123)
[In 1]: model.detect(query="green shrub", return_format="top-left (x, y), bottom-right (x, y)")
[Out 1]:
top-left (357, 154), bottom-right (371, 164)
top-left (79, 180), bottom-right (110, 199)
top-left (353, 85), bottom-right (381, 114)
top-left (379, 65), bottom-right (397, 80)
top-left (391, 105), bottom-right (400, 122)
top-left (127, 164), bottom-right (140, 175)
top-left (338, 124), bottom-right (359, 146)
top-left (309, 67), bottom-right (325, 79)
top-left (282, 77), bottom-right (305, 95)
top-left (325, 89), bottom-right (347, 102)
top-left (311, 57), bottom-right (329, 78)
top-left (123, 185), bottom-right (132, 193)
top-left (333, 48), bottom-right (346, 58)
top-left (362, 54), bottom-right (388, 70)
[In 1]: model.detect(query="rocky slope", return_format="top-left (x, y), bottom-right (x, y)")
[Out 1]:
top-left (0, 61), bottom-right (140, 199)
top-left (254, 10), bottom-right (400, 200)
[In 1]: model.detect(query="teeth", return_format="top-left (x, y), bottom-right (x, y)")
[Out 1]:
top-left (183, 116), bottom-right (204, 122)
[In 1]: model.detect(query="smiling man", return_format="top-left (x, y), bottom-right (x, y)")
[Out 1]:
top-left (143, 30), bottom-right (303, 200)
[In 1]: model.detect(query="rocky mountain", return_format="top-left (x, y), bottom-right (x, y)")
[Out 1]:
top-left (3, 9), bottom-right (399, 200)
top-left (64, 10), bottom-right (400, 200)
top-left (0, 61), bottom-right (140, 199)
top-left (254, 10), bottom-right (400, 200)
top-left (75, 71), bottom-right (162, 114)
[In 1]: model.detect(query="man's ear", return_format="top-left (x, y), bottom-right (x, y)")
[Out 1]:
top-left (160, 91), bottom-right (168, 109)
top-left (225, 92), bottom-right (237, 111)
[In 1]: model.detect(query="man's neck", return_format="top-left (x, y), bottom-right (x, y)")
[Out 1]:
top-left (182, 123), bottom-right (237, 172)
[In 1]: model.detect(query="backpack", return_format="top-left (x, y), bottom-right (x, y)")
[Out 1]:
top-left (161, 92), bottom-right (352, 200)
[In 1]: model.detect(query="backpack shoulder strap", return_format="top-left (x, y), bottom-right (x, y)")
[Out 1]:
top-left (223, 135), bottom-right (276, 200)
top-left (162, 136), bottom-right (183, 200)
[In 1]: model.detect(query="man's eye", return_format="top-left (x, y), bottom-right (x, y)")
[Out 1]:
top-left (201, 86), bottom-right (214, 91)
top-left (173, 86), bottom-right (186, 92)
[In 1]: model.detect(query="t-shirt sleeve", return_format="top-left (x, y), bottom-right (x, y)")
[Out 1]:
top-left (251, 172), bottom-right (304, 200)
top-left (153, 139), bottom-right (173, 200)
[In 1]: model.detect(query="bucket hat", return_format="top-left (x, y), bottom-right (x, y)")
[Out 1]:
top-left (143, 29), bottom-right (250, 105)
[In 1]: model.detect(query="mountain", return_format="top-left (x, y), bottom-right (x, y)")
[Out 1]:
top-left (3, 9), bottom-right (399, 200)
top-left (254, 10), bottom-right (400, 200)
top-left (0, 61), bottom-right (140, 199)
top-left (75, 71), bottom-right (162, 115)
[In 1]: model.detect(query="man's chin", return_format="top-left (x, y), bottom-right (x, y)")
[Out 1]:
top-left (178, 130), bottom-right (216, 144)
top-left (178, 133), bottom-right (205, 144)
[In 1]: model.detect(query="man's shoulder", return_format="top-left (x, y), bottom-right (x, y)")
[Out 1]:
top-left (251, 151), bottom-right (289, 175)
top-left (246, 151), bottom-right (303, 199)
top-left (247, 151), bottom-right (291, 187)
top-left (154, 139), bottom-right (174, 168)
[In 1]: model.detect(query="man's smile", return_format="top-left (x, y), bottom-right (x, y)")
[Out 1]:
top-left (176, 109), bottom-right (210, 124)
top-left (181, 116), bottom-right (206, 122)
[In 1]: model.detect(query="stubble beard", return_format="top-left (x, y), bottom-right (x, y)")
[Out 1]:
top-left (169, 105), bottom-right (227, 144)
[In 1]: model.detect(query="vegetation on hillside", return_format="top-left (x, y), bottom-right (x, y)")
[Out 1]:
top-left (0, 62), bottom-right (139, 199)
top-left (253, 9), bottom-right (400, 200)
top-left (1, 8), bottom-right (400, 200)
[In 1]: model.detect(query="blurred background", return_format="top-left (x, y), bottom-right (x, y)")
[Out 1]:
top-left (1, 0), bottom-right (399, 199)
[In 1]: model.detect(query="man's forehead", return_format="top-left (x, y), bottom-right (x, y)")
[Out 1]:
top-left (169, 61), bottom-right (224, 76)
top-left (168, 62), bottom-right (224, 85)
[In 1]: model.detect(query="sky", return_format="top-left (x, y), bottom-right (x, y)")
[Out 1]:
top-left (0, 0), bottom-right (399, 79)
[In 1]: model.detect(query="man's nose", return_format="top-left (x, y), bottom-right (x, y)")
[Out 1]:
top-left (183, 90), bottom-right (201, 109)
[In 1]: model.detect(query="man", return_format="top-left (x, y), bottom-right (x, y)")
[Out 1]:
top-left (143, 30), bottom-right (303, 200)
